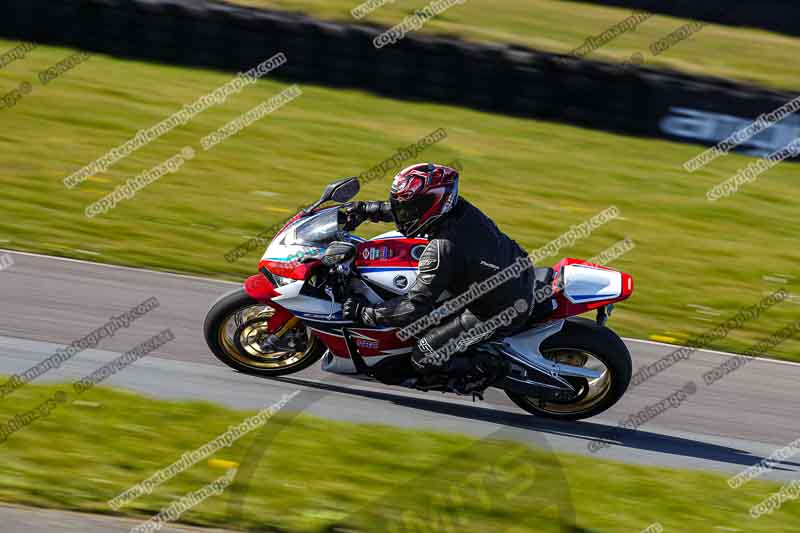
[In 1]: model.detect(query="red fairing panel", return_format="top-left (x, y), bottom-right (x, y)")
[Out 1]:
top-left (244, 273), bottom-right (279, 300)
top-left (355, 237), bottom-right (428, 268)
top-left (259, 258), bottom-right (322, 280)
top-left (311, 329), bottom-right (349, 357)
top-left (242, 274), bottom-right (297, 334)
top-left (276, 211), bottom-right (305, 236)
top-left (350, 327), bottom-right (415, 356)
top-left (311, 326), bottom-right (415, 358)
top-left (549, 257), bottom-right (634, 319)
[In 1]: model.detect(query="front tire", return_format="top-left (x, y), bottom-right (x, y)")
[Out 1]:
top-left (506, 318), bottom-right (632, 421)
top-left (204, 288), bottom-right (325, 376)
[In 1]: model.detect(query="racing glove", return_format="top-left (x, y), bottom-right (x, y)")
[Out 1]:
top-left (342, 296), bottom-right (377, 326)
top-left (341, 201), bottom-right (393, 231)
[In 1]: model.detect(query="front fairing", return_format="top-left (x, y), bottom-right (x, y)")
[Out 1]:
top-left (261, 207), bottom-right (342, 279)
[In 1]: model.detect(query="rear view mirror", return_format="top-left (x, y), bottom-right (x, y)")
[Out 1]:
top-left (304, 177), bottom-right (361, 215)
top-left (329, 177), bottom-right (360, 203)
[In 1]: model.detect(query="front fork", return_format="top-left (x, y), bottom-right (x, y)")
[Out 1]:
top-left (260, 317), bottom-right (302, 351)
top-left (243, 272), bottom-right (301, 348)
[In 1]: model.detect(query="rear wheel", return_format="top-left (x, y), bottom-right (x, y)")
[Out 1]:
top-left (506, 318), bottom-right (631, 421)
top-left (204, 289), bottom-right (324, 376)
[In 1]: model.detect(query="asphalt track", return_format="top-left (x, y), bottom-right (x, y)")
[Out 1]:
top-left (0, 504), bottom-right (235, 532)
top-left (1, 249), bottom-right (799, 485)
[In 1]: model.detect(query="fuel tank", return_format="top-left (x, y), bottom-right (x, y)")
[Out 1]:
top-left (355, 231), bottom-right (428, 295)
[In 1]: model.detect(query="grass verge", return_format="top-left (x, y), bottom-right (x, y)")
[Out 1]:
top-left (228, 0), bottom-right (800, 91)
top-left (1, 380), bottom-right (799, 532)
top-left (0, 40), bottom-right (797, 360)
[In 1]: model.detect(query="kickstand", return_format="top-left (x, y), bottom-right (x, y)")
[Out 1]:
top-left (472, 391), bottom-right (484, 402)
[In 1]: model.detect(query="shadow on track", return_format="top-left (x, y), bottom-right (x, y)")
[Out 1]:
top-left (269, 374), bottom-right (800, 474)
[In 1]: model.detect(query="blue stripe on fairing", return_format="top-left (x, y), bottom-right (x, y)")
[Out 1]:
top-left (291, 310), bottom-right (350, 323)
top-left (358, 266), bottom-right (418, 272)
top-left (570, 293), bottom-right (619, 301)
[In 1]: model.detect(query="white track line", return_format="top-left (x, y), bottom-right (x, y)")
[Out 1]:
top-left (4, 249), bottom-right (798, 367)
top-left (0, 248), bottom-right (238, 286)
top-left (624, 337), bottom-right (800, 367)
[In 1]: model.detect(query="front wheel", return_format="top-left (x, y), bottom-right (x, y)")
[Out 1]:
top-left (204, 288), bottom-right (325, 376)
top-left (505, 318), bottom-right (632, 421)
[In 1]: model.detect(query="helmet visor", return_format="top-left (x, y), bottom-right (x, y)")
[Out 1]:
top-left (390, 194), bottom-right (437, 235)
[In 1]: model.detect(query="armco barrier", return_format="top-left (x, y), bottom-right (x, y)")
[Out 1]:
top-left (2, 0), bottom-right (798, 163)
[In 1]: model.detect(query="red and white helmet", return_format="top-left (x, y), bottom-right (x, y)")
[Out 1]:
top-left (389, 163), bottom-right (459, 237)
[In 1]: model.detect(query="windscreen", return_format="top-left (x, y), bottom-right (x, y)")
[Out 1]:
top-left (292, 208), bottom-right (339, 245)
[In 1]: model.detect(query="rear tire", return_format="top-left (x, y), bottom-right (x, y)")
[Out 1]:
top-left (505, 318), bottom-right (631, 421)
top-left (204, 289), bottom-right (325, 376)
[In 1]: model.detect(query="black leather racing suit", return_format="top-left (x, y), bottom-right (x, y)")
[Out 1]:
top-left (357, 198), bottom-right (535, 374)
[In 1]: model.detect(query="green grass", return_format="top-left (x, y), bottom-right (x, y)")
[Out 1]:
top-left (0, 39), bottom-right (798, 360)
top-left (1, 380), bottom-right (799, 532)
top-left (227, 0), bottom-right (800, 91)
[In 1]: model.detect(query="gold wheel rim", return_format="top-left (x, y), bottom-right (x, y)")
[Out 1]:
top-left (523, 348), bottom-right (613, 415)
top-left (218, 304), bottom-right (318, 370)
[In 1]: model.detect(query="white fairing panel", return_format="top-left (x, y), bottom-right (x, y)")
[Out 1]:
top-left (361, 269), bottom-right (419, 295)
top-left (272, 280), bottom-right (342, 317)
top-left (371, 230), bottom-right (405, 239)
top-left (262, 241), bottom-right (314, 264)
top-left (562, 264), bottom-right (622, 304)
top-left (359, 230), bottom-right (421, 295)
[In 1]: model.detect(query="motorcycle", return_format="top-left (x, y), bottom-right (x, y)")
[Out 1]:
top-left (204, 177), bottom-right (634, 420)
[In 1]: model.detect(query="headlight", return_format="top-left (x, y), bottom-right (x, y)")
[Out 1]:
top-left (272, 274), bottom-right (295, 287)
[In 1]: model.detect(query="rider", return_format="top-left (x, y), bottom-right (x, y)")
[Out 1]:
top-left (341, 163), bottom-right (536, 394)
